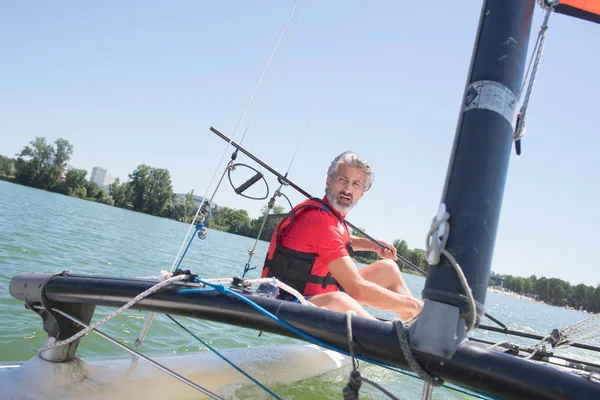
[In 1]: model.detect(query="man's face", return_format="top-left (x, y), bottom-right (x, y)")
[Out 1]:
top-left (325, 164), bottom-right (367, 215)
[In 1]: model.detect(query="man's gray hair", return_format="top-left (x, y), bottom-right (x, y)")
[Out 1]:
top-left (327, 151), bottom-right (373, 191)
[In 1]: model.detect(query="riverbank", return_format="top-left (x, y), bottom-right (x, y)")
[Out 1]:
top-left (488, 287), bottom-right (539, 303)
top-left (488, 287), bottom-right (595, 314)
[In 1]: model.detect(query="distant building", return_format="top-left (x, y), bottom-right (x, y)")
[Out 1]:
top-left (90, 166), bottom-right (117, 192)
top-left (59, 164), bottom-right (76, 183)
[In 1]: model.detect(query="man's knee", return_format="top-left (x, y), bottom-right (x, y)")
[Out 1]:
top-left (319, 291), bottom-right (355, 308)
top-left (372, 258), bottom-right (400, 274)
top-left (310, 291), bottom-right (359, 310)
top-left (310, 291), bottom-right (374, 319)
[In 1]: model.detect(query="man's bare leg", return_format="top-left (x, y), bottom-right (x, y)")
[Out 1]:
top-left (308, 291), bottom-right (376, 319)
top-left (359, 259), bottom-right (420, 299)
top-left (308, 260), bottom-right (423, 320)
top-left (357, 259), bottom-right (424, 320)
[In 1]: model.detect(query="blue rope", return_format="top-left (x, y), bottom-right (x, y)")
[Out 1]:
top-left (184, 279), bottom-right (495, 400)
top-left (164, 203), bottom-right (490, 398)
top-left (241, 263), bottom-right (256, 278)
top-left (173, 211), bottom-right (211, 272)
top-left (174, 232), bottom-right (196, 272)
top-left (165, 314), bottom-right (281, 399)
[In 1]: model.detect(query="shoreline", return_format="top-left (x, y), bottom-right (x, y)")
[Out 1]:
top-left (488, 287), bottom-right (593, 314)
top-left (488, 287), bottom-right (540, 303)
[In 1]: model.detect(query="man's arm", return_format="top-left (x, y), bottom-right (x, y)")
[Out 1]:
top-left (349, 236), bottom-right (374, 251)
top-left (328, 256), bottom-right (421, 320)
top-left (350, 236), bottom-right (398, 260)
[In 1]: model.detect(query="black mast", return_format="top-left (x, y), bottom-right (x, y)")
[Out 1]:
top-left (413, 0), bottom-right (536, 344)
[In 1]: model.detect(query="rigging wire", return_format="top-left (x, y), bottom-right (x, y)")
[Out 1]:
top-left (514, 0), bottom-right (557, 154)
top-left (235, 0), bottom-right (309, 148)
top-left (167, 0), bottom-right (303, 276)
top-left (134, 0), bottom-right (304, 349)
top-left (165, 314), bottom-right (281, 399)
top-left (285, 0), bottom-right (363, 177)
top-left (239, 0), bottom-right (364, 277)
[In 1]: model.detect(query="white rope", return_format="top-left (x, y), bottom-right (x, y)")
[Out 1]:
top-left (39, 272), bottom-right (188, 353)
top-left (487, 340), bottom-right (512, 351)
top-left (425, 203), bottom-right (477, 331)
top-left (198, 277), bottom-right (315, 307)
top-left (524, 335), bottom-right (552, 360)
top-left (275, 281), bottom-right (315, 306)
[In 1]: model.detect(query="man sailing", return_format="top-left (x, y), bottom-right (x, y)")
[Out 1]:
top-left (262, 151), bottom-right (423, 321)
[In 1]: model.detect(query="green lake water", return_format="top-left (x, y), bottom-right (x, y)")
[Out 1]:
top-left (1, 180), bottom-right (598, 399)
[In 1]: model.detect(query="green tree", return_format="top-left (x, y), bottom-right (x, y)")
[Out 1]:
top-left (522, 278), bottom-right (533, 295)
top-left (167, 196), bottom-right (187, 222)
top-left (184, 191), bottom-right (197, 222)
top-left (75, 186), bottom-right (87, 198)
top-left (0, 156), bottom-right (16, 177)
top-left (593, 286), bottom-right (600, 312)
top-left (207, 206), bottom-right (252, 235)
top-left (571, 284), bottom-right (588, 309)
top-left (167, 193), bottom-right (197, 223)
top-left (51, 138), bottom-right (74, 183)
top-left (407, 248), bottom-right (426, 273)
top-left (84, 181), bottom-right (101, 199)
top-left (253, 205), bottom-right (285, 241)
top-left (393, 239), bottom-right (411, 261)
top-left (129, 164), bottom-right (152, 211)
top-left (128, 165), bottom-right (173, 216)
top-left (535, 277), bottom-right (549, 300)
top-left (15, 137), bottom-right (55, 188)
top-left (108, 179), bottom-right (133, 209)
top-left (145, 168), bottom-right (173, 216)
top-left (96, 188), bottom-right (107, 202)
top-left (14, 137), bottom-right (73, 189)
top-left (64, 169), bottom-right (88, 195)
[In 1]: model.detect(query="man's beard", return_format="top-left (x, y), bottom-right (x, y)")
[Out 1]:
top-left (326, 188), bottom-right (356, 214)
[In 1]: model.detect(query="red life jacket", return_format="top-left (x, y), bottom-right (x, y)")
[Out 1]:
top-left (261, 197), bottom-right (354, 298)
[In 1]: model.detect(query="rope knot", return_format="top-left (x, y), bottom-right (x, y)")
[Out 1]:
top-left (426, 203), bottom-right (450, 265)
top-left (342, 370), bottom-right (362, 400)
top-left (215, 284), bottom-right (227, 294)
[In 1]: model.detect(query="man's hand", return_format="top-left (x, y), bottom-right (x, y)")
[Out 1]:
top-left (374, 240), bottom-right (398, 261)
top-left (350, 236), bottom-right (399, 260)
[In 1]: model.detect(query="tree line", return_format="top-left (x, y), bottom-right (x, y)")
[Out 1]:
top-left (2, 137), bottom-right (598, 313)
top-left (489, 274), bottom-right (600, 313)
top-left (0, 136), bottom-right (286, 241)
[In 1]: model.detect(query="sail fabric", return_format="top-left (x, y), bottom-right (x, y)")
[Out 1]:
top-left (554, 0), bottom-right (600, 24)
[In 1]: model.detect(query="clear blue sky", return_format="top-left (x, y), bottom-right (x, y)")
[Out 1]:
top-left (1, 1), bottom-right (598, 286)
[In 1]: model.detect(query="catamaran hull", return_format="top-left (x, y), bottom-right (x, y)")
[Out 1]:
top-left (0, 344), bottom-right (350, 400)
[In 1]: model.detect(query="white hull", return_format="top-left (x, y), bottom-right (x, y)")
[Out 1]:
top-left (0, 344), bottom-right (350, 399)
